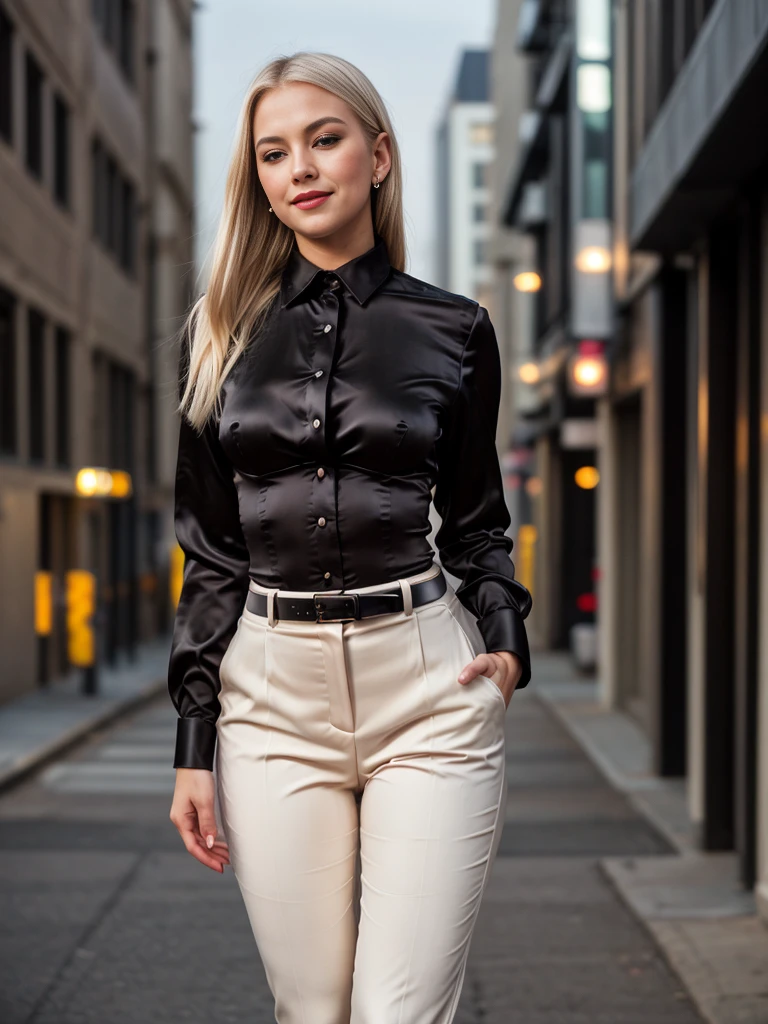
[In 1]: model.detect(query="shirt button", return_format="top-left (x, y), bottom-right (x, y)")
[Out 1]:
top-left (324, 571), bottom-right (331, 579)
top-left (312, 418), bottom-right (321, 428)
top-left (317, 467), bottom-right (325, 478)
top-left (317, 516), bottom-right (326, 527)
top-left (323, 324), bottom-right (332, 333)
top-left (315, 369), bottom-right (323, 377)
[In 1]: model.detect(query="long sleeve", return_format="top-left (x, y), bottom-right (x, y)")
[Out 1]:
top-left (433, 302), bottom-right (533, 688)
top-left (168, 326), bottom-right (251, 770)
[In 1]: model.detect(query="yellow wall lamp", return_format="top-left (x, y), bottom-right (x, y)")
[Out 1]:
top-left (75, 467), bottom-right (133, 498)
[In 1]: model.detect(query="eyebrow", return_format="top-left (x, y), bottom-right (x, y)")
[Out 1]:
top-left (255, 116), bottom-right (348, 148)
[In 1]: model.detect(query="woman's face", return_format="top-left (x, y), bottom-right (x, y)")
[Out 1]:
top-left (253, 81), bottom-right (390, 245)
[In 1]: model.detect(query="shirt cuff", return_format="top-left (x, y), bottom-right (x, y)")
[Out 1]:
top-left (174, 717), bottom-right (217, 771)
top-left (477, 605), bottom-right (532, 689)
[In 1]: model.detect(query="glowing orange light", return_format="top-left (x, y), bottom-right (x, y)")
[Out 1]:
top-left (518, 361), bottom-right (541, 384)
top-left (513, 271), bottom-right (542, 293)
top-left (575, 246), bottom-right (612, 273)
top-left (572, 355), bottom-right (606, 388)
top-left (575, 466), bottom-right (600, 489)
top-left (525, 476), bottom-right (543, 497)
top-left (75, 467), bottom-right (133, 498)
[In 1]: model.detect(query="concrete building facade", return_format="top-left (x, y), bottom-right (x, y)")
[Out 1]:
top-left (0, 0), bottom-right (195, 700)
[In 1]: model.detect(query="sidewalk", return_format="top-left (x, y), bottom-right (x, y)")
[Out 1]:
top-left (0, 636), bottom-right (170, 793)
top-left (534, 650), bottom-right (768, 1024)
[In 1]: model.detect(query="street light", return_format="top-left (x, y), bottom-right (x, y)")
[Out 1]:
top-left (575, 466), bottom-right (600, 489)
top-left (75, 467), bottom-right (133, 498)
top-left (574, 245), bottom-right (612, 273)
top-left (513, 271), bottom-right (542, 292)
top-left (568, 340), bottom-right (608, 396)
top-left (518, 360), bottom-right (541, 384)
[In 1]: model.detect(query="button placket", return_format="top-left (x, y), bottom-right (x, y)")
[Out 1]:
top-left (308, 279), bottom-right (343, 587)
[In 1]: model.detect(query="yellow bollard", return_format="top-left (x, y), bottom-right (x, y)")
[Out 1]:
top-left (35, 571), bottom-right (53, 636)
top-left (516, 524), bottom-right (537, 597)
top-left (65, 570), bottom-right (96, 667)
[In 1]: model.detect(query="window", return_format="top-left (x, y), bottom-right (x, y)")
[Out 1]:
top-left (0, 7), bottom-right (12, 144)
top-left (473, 239), bottom-right (488, 265)
top-left (473, 202), bottom-right (487, 223)
top-left (120, 178), bottom-right (135, 273)
top-left (53, 92), bottom-right (70, 208)
top-left (91, 133), bottom-right (137, 276)
top-left (91, 350), bottom-right (106, 464)
top-left (108, 360), bottom-right (135, 471)
top-left (472, 161), bottom-right (488, 189)
top-left (105, 153), bottom-right (118, 251)
top-left (25, 50), bottom-right (44, 179)
top-left (0, 288), bottom-right (16, 455)
top-left (28, 308), bottom-right (46, 462)
top-left (92, 138), bottom-right (105, 241)
top-left (469, 122), bottom-right (494, 146)
top-left (118, 0), bottom-right (134, 82)
top-left (54, 326), bottom-right (70, 466)
top-left (93, 0), bottom-right (135, 84)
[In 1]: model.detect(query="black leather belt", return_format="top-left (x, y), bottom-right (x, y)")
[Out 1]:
top-left (245, 568), bottom-right (446, 622)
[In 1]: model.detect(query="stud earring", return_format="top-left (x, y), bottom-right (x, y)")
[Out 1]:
top-left (373, 176), bottom-right (380, 189)
top-left (268, 206), bottom-right (273, 212)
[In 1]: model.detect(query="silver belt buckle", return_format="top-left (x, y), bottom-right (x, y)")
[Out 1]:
top-left (313, 593), bottom-right (360, 622)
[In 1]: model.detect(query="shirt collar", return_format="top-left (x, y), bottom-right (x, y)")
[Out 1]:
top-left (279, 233), bottom-right (392, 308)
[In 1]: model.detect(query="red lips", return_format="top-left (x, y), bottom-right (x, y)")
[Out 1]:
top-left (292, 190), bottom-right (332, 203)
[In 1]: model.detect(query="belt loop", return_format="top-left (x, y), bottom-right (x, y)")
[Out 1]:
top-left (398, 577), bottom-right (413, 616)
top-left (267, 588), bottom-right (279, 627)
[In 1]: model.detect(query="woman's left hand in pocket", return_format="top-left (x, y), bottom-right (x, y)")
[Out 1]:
top-left (458, 650), bottom-right (523, 709)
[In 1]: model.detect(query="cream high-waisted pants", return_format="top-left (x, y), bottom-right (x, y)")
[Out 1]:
top-left (214, 561), bottom-right (508, 1024)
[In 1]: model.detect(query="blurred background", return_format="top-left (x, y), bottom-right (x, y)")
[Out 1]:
top-left (1, 1), bottom-right (768, 1021)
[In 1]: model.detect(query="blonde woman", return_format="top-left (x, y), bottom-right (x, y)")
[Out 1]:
top-left (168, 51), bottom-right (532, 1022)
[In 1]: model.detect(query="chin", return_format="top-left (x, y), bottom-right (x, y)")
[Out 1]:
top-left (292, 220), bottom-right (345, 240)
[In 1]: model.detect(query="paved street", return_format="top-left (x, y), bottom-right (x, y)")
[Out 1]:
top-left (0, 676), bottom-right (702, 1023)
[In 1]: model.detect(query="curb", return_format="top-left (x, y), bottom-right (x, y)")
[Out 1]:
top-left (597, 859), bottom-right (719, 1024)
top-left (0, 678), bottom-right (167, 796)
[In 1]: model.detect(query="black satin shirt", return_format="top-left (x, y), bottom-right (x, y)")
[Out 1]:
top-left (169, 234), bottom-right (533, 770)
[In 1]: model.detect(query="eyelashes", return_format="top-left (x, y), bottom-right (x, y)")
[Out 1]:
top-left (261, 134), bottom-right (341, 163)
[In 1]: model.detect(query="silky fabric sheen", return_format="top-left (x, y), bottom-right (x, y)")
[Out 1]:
top-left (215, 565), bottom-right (508, 1023)
top-left (169, 233), bottom-right (533, 770)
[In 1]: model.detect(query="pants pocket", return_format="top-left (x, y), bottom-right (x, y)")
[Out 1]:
top-left (442, 594), bottom-right (508, 713)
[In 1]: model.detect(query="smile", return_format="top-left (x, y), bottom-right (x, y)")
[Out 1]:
top-left (293, 194), bottom-right (332, 210)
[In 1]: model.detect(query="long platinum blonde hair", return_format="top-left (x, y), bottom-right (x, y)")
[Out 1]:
top-left (178, 51), bottom-right (406, 431)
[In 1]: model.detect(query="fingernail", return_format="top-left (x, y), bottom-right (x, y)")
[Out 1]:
top-left (458, 673), bottom-right (466, 681)
top-left (206, 834), bottom-right (214, 849)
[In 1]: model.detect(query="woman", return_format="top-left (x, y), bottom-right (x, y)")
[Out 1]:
top-left (168, 51), bottom-right (532, 1023)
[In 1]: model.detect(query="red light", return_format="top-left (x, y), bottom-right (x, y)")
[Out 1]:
top-left (579, 339), bottom-right (603, 356)
top-left (576, 593), bottom-right (598, 613)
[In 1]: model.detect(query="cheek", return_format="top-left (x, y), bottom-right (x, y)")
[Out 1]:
top-left (257, 164), bottom-right (280, 199)
top-left (330, 148), bottom-right (370, 192)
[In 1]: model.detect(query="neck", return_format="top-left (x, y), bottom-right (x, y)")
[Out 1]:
top-left (293, 218), bottom-right (375, 270)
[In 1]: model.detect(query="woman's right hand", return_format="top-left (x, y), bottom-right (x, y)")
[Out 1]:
top-left (170, 768), bottom-right (231, 873)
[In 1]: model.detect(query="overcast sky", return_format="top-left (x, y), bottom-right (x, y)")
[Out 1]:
top-left (193, 0), bottom-right (496, 286)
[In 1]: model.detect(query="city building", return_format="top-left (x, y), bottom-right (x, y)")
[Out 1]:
top-left (435, 49), bottom-right (495, 307)
top-left (496, 0), bottom-right (768, 925)
top-left (500, 0), bottom-right (609, 657)
top-left (606, 0), bottom-right (768, 919)
top-left (0, 0), bottom-right (195, 701)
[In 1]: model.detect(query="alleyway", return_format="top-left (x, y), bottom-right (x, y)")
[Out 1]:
top-left (0, 668), bottom-right (701, 1023)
